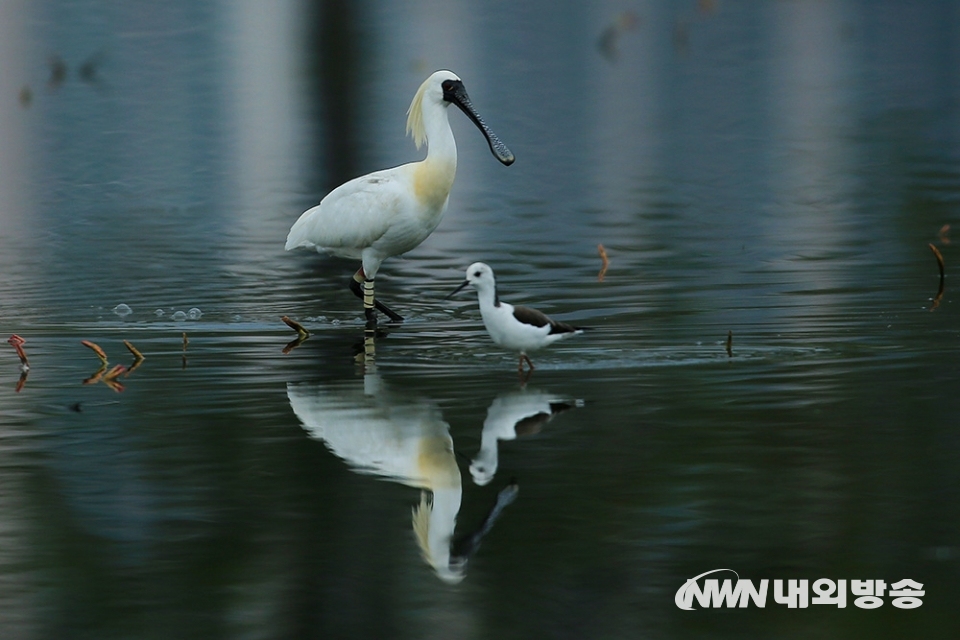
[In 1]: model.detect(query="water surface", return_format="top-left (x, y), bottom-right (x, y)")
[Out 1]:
top-left (1, 1), bottom-right (958, 638)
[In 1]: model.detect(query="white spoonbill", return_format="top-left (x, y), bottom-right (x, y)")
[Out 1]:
top-left (287, 373), bottom-right (464, 582)
top-left (448, 262), bottom-right (586, 373)
top-left (286, 70), bottom-right (515, 324)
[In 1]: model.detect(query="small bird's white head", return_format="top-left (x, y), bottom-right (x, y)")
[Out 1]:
top-left (464, 262), bottom-right (496, 292)
top-left (446, 261), bottom-right (497, 302)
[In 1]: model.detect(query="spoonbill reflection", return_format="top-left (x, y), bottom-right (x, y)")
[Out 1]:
top-left (289, 369), bottom-right (521, 583)
top-left (286, 71), bottom-right (515, 325)
top-left (471, 388), bottom-right (580, 486)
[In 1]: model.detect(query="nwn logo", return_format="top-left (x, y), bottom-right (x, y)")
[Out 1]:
top-left (675, 569), bottom-right (768, 610)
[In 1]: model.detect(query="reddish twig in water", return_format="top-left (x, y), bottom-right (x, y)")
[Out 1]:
top-left (123, 340), bottom-right (144, 361)
top-left (81, 340), bottom-right (109, 364)
top-left (123, 340), bottom-right (145, 374)
top-left (597, 244), bottom-right (610, 282)
top-left (929, 243), bottom-right (946, 311)
top-left (281, 316), bottom-right (310, 354)
top-left (7, 334), bottom-right (29, 369)
top-left (101, 364), bottom-right (127, 392)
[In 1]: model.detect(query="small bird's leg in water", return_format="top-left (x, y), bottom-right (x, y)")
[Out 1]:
top-left (518, 354), bottom-right (535, 373)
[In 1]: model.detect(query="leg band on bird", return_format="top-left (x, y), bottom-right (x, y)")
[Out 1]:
top-left (347, 271), bottom-right (404, 323)
top-left (362, 280), bottom-right (375, 310)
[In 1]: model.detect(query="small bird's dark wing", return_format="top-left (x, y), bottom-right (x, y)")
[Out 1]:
top-left (512, 305), bottom-right (551, 328)
top-left (512, 305), bottom-right (583, 334)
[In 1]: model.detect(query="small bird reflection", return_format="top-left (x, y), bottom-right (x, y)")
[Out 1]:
top-left (471, 388), bottom-right (581, 487)
top-left (288, 368), bottom-right (517, 583)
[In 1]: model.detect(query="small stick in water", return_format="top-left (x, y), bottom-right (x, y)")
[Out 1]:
top-left (281, 316), bottom-right (310, 354)
top-left (103, 364), bottom-right (127, 380)
top-left (182, 332), bottom-right (189, 352)
top-left (726, 330), bottom-right (733, 357)
top-left (123, 340), bottom-right (144, 361)
top-left (282, 316), bottom-right (310, 338)
top-left (81, 340), bottom-right (108, 364)
top-left (83, 364), bottom-right (107, 385)
top-left (7, 335), bottom-right (29, 370)
top-left (597, 244), bottom-right (610, 282)
top-left (124, 340), bottom-right (145, 374)
top-left (101, 364), bottom-right (127, 393)
top-left (929, 243), bottom-right (946, 311)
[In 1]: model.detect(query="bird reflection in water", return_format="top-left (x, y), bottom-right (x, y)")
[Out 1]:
top-left (471, 388), bottom-right (582, 487)
top-left (287, 362), bottom-right (517, 583)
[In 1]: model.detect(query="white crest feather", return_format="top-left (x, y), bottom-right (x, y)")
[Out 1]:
top-left (406, 75), bottom-right (431, 150)
top-left (411, 491), bottom-right (433, 562)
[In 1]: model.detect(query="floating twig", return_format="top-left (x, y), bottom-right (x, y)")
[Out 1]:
top-left (123, 340), bottom-right (145, 374)
top-left (929, 243), bottom-right (946, 311)
top-left (81, 340), bottom-right (109, 364)
top-left (101, 364), bottom-right (127, 393)
top-left (8, 334), bottom-right (29, 370)
top-left (726, 330), bottom-right (733, 357)
top-left (123, 340), bottom-right (144, 361)
top-left (182, 332), bottom-right (189, 352)
top-left (281, 316), bottom-right (310, 354)
top-left (939, 224), bottom-right (951, 245)
top-left (15, 371), bottom-right (28, 393)
top-left (10, 335), bottom-right (29, 392)
top-left (83, 363), bottom-right (107, 385)
top-left (282, 315), bottom-right (310, 338)
top-left (103, 364), bottom-right (126, 380)
top-left (597, 244), bottom-right (610, 282)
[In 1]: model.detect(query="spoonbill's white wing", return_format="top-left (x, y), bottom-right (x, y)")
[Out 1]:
top-left (285, 165), bottom-right (416, 257)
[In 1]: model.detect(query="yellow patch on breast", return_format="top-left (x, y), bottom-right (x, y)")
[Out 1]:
top-left (417, 436), bottom-right (461, 488)
top-left (413, 160), bottom-right (456, 213)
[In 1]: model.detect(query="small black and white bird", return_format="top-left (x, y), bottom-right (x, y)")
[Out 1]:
top-left (448, 262), bottom-right (586, 372)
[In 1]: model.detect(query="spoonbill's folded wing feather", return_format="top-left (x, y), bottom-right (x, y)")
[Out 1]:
top-left (285, 167), bottom-right (412, 255)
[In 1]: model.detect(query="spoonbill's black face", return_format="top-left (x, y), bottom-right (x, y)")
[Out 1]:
top-left (441, 79), bottom-right (515, 166)
top-left (441, 79), bottom-right (465, 102)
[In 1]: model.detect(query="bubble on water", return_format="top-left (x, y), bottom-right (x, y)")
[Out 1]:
top-left (188, 307), bottom-right (202, 319)
top-left (113, 303), bottom-right (132, 317)
top-left (154, 309), bottom-right (165, 317)
top-left (331, 318), bottom-right (341, 326)
top-left (232, 314), bottom-right (242, 322)
top-left (172, 311), bottom-right (188, 321)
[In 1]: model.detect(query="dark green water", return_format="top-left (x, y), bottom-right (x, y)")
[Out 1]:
top-left (1, 1), bottom-right (958, 638)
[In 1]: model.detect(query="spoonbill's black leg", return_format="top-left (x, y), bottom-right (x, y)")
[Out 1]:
top-left (349, 269), bottom-right (404, 323)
